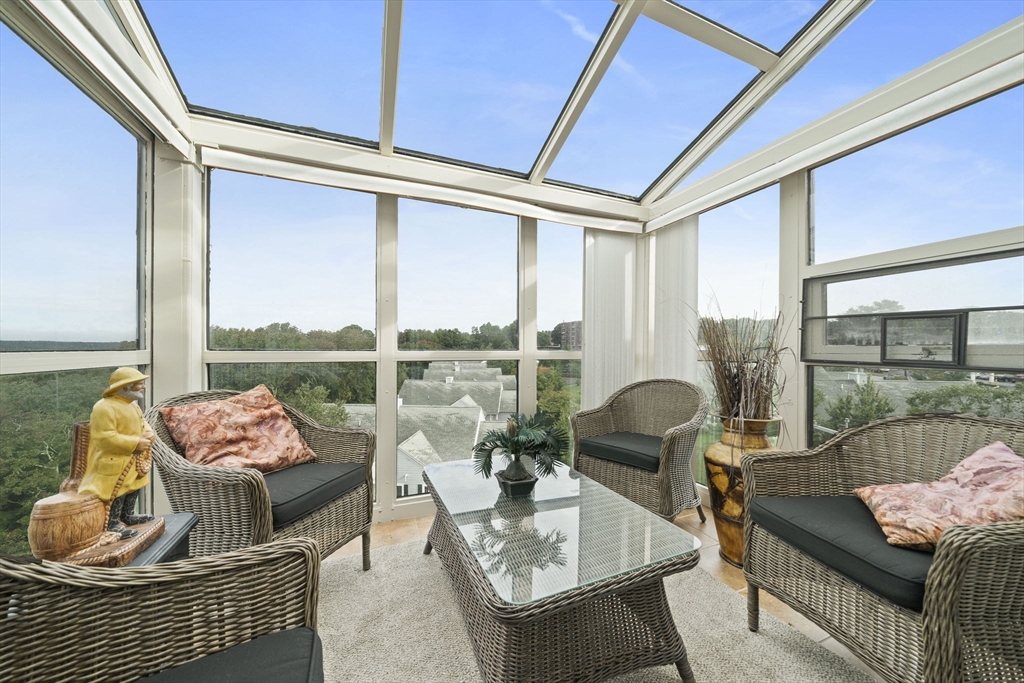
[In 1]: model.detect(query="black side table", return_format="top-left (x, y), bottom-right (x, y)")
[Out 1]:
top-left (127, 513), bottom-right (198, 566)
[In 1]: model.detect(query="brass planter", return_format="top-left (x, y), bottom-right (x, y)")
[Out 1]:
top-left (703, 417), bottom-right (779, 568)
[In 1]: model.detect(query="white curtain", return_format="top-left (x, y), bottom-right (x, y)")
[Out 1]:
top-left (652, 216), bottom-right (700, 384)
top-left (582, 229), bottom-right (637, 409)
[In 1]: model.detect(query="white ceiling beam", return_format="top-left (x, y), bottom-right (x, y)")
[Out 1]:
top-left (379, 0), bottom-right (403, 156)
top-left (17, 0), bottom-right (189, 155)
top-left (192, 114), bottom-right (646, 222)
top-left (528, 0), bottom-right (645, 185)
top-left (624, 0), bottom-right (778, 71)
top-left (108, 0), bottom-right (189, 112)
top-left (646, 18), bottom-right (1024, 230)
top-left (641, 0), bottom-right (871, 204)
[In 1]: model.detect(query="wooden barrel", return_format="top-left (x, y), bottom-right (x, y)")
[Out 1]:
top-left (28, 491), bottom-right (106, 560)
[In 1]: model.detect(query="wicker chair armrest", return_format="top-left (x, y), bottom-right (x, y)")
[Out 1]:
top-left (741, 443), bottom-right (844, 501)
top-left (570, 404), bottom-right (616, 469)
top-left (661, 402), bottom-right (710, 465)
top-left (0, 538), bottom-right (320, 683)
top-left (298, 420), bottom-right (376, 469)
top-left (922, 521), bottom-right (1024, 683)
top-left (150, 438), bottom-right (274, 554)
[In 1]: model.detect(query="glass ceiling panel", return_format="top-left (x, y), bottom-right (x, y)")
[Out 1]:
top-left (547, 14), bottom-right (759, 197)
top-left (682, 0), bottom-right (827, 52)
top-left (141, 0), bottom-right (382, 142)
top-left (395, 0), bottom-right (611, 173)
top-left (680, 0), bottom-right (1024, 189)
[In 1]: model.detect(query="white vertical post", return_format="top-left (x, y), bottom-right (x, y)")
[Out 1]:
top-left (653, 214), bottom-right (700, 383)
top-left (375, 194), bottom-right (399, 522)
top-left (634, 233), bottom-right (655, 380)
top-left (519, 217), bottom-right (538, 417)
top-left (149, 141), bottom-right (204, 513)
top-left (778, 171), bottom-right (810, 449)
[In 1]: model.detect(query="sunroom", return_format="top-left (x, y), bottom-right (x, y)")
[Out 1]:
top-left (1, 1), bottom-right (1022, 682)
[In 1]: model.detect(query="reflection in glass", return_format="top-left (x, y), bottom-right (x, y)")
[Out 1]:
top-left (209, 172), bottom-right (376, 350)
top-left (424, 460), bottom-right (700, 604)
top-left (208, 363), bottom-right (376, 430)
top-left (397, 361), bottom-right (518, 498)
top-left (812, 86), bottom-right (1024, 263)
top-left (967, 310), bottom-right (1024, 370)
top-left (0, 25), bottom-right (139, 351)
top-left (883, 317), bottom-right (957, 363)
top-left (398, 199), bottom-right (518, 350)
top-left (824, 256), bottom-right (1024, 317)
top-left (826, 316), bottom-right (882, 346)
top-left (0, 367), bottom-right (124, 554)
top-left (537, 222), bottom-right (583, 350)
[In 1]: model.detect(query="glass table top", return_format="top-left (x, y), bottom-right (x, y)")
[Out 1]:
top-left (423, 460), bottom-right (701, 605)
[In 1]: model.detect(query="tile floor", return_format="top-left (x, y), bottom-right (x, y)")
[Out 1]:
top-left (329, 510), bottom-right (885, 683)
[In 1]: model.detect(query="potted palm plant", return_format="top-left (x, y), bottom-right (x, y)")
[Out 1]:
top-left (473, 413), bottom-right (567, 497)
top-left (699, 310), bottom-right (787, 567)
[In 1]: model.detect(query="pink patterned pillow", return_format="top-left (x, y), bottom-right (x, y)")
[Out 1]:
top-left (160, 385), bottom-right (316, 473)
top-left (855, 442), bottom-right (1024, 550)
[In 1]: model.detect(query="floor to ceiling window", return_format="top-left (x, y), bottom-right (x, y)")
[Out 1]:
top-left (0, 23), bottom-right (148, 554)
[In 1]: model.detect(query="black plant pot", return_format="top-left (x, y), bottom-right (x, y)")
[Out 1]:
top-left (495, 469), bottom-right (538, 497)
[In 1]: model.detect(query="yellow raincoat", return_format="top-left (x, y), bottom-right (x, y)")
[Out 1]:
top-left (78, 394), bottom-right (151, 502)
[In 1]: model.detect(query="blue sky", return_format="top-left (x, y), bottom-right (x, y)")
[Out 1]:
top-left (1, 1), bottom-right (1022, 341)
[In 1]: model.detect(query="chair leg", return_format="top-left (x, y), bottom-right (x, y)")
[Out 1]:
top-left (361, 531), bottom-right (371, 571)
top-left (747, 583), bottom-right (760, 632)
top-left (695, 504), bottom-right (706, 523)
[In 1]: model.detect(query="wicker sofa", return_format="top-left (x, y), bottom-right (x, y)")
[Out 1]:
top-left (571, 379), bottom-right (708, 521)
top-left (743, 413), bottom-right (1024, 683)
top-left (1, 538), bottom-right (322, 683)
top-left (147, 390), bottom-right (375, 564)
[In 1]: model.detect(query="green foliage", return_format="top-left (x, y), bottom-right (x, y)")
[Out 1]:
top-left (845, 300), bottom-right (905, 314)
top-left (398, 321), bottom-right (518, 350)
top-left (906, 382), bottom-right (1024, 419)
top-left (908, 369), bottom-right (969, 381)
top-left (823, 380), bottom-right (896, 431)
top-left (0, 368), bottom-right (112, 555)
top-left (210, 322), bottom-right (375, 351)
top-left (473, 413), bottom-right (568, 481)
top-left (280, 383), bottom-right (350, 428)
top-left (209, 362), bottom-right (375, 406)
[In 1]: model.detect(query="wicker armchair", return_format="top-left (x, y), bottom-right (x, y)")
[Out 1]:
top-left (571, 379), bottom-right (709, 521)
top-left (146, 390), bottom-right (375, 565)
top-left (743, 413), bottom-right (1024, 683)
top-left (1, 538), bottom-right (321, 683)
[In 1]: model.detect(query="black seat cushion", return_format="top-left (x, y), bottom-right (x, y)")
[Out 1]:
top-left (749, 495), bottom-right (934, 612)
top-left (578, 432), bottom-right (662, 473)
top-left (263, 462), bottom-right (366, 530)
top-left (139, 627), bottom-right (323, 683)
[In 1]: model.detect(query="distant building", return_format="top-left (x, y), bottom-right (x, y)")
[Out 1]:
top-left (553, 320), bottom-right (582, 350)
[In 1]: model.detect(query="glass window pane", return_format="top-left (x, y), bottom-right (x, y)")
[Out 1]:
top-left (0, 367), bottom-right (129, 555)
top-left (0, 25), bottom-right (139, 351)
top-left (537, 223), bottom-right (582, 350)
top-left (548, 15), bottom-right (759, 197)
top-left (811, 87), bottom-right (1024, 262)
top-left (396, 0), bottom-right (610, 172)
top-left (682, 0), bottom-right (827, 52)
top-left (698, 185), bottom-right (780, 319)
top-left (141, 0), bottom-right (383, 141)
top-left (684, 1), bottom-right (1024, 187)
top-left (824, 256), bottom-right (1024, 316)
top-left (397, 361), bottom-right (518, 499)
top-left (398, 200), bottom-right (518, 350)
top-left (809, 365), bottom-right (1024, 447)
top-left (537, 360), bottom-right (581, 455)
top-left (208, 172), bottom-right (376, 350)
top-left (208, 363), bottom-right (377, 430)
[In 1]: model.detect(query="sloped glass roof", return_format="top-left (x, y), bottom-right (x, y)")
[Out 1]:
top-left (683, 0), bottom-right (1024, 186)
top-left (134, 0), bottom-right (1023, 202)
top-left (142, 0), bottom-right (383, 142)
top-left (395, 0), bottom-right (612, 173)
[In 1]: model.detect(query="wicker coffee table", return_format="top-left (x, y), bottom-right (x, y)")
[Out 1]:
top-left (422, 460), bottom-right (702, 683)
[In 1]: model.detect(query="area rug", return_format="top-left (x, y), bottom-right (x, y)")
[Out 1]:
top-left (318, 541), bottom-right (877, 683)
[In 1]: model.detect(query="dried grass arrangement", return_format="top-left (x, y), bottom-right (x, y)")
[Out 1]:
top-left (698, 310), bottom-right (786, 421)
